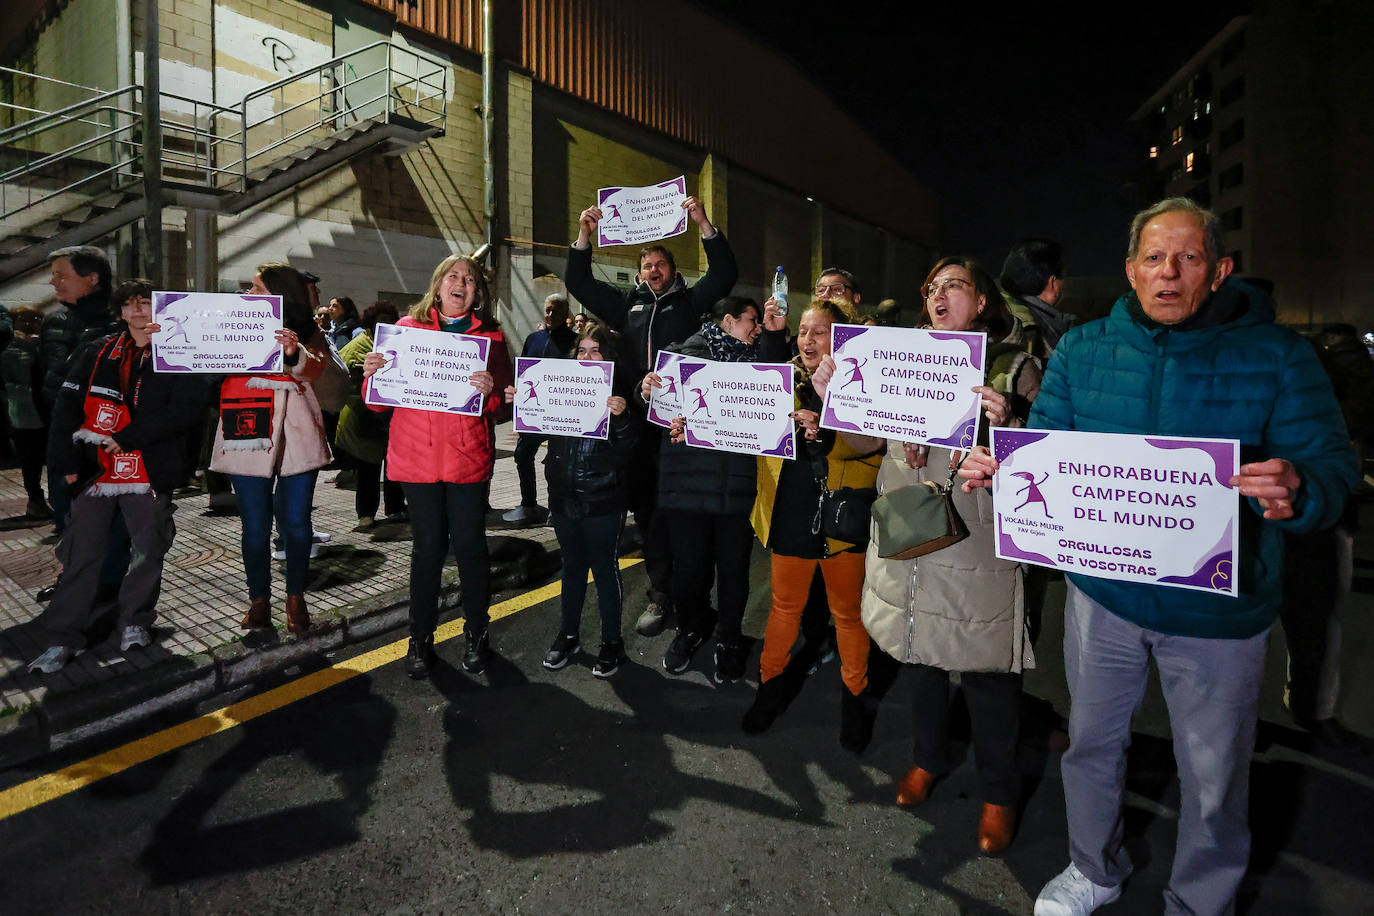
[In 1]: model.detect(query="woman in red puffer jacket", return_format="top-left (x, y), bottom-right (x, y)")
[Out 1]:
top-left (363, 254), bottom-right (513, 680)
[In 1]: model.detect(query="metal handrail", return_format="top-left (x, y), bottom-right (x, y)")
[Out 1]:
top-left (2, 41), bottom-right (447, 220)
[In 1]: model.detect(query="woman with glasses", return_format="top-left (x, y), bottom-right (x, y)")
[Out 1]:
top-left (362, 255), bottom-right (514, 680)
top-left (815, 256), bottom-right (1041, 855)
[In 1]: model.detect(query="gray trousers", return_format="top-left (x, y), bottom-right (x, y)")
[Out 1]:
top-left (1062, 583), bottom-right (1267, 916)
top-left (42, 490), bottom-right (176, 649)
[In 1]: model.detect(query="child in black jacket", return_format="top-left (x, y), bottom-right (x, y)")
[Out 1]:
top-left (507, 323), bottom-right (642, 676)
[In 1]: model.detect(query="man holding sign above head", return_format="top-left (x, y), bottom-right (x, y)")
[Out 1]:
top-left (960, 198), bottom-right (1359, 916)
top-left (567, 192), bottom-right (739, 638)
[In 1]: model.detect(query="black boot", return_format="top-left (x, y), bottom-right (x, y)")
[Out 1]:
top-left (462, 626), bottom-right (491, 674)
top-left (840, 687), bottom-right (877, 753)
top-left (742, 675), bottom-right (797, 734)
top-left (405, 635), bottom-right (435, 679)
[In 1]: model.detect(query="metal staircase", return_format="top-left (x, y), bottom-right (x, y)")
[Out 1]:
top-left (0, 40), bottom-right (447, 283)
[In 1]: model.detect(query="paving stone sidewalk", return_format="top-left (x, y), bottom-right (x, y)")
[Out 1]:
top-left (0, 422), bottom-right (563, 764)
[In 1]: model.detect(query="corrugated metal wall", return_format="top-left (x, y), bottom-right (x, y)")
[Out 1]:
top-left (355, 0), bottom-right (935, 242)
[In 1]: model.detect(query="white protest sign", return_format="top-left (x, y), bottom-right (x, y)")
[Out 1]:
top-left (991, 428), bottom-right (1240, 595)
top-left (151, 291), bottom-right (282, 373)
top-left (512, 357), bottom-right (613, 440)
top-left (647, 349), bottom-right (686, 428)
top-left (678, 358), bottom-right (795, 459)
top-left (820, 324), bottom-right (986, 448)
top-left (596, 175), bottom-right (688, 247)
top-left (364, 323), bottom-right (489, 416)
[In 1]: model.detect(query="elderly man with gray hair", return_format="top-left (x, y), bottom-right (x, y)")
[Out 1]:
top-left (960, 197), bottom-right (1358, 915)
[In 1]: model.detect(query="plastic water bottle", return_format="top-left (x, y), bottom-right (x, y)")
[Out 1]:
top-left (772, 265), bottom-right (788, 317)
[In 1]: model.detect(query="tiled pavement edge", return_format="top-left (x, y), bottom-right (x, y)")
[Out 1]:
top-left (0, 422), bottom-right (564, 767)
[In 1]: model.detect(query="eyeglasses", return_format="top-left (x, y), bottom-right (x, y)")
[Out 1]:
top-left (923, 277), bottom-right (972, 300)
top-left (814, 282), bottom-right (852, 297)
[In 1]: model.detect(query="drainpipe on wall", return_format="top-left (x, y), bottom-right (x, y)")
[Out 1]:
top-left (481, 0), bottom-right (496, 275)
top-left (141, 0), bottom-right (163, 287)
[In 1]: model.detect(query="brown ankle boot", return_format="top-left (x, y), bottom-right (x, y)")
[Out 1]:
top-left (285, 594), bottom-right (310, 634)
top-left (977, 802), bottom-right (1018, 855)
top-left (895, 765), bottom-right (937, 807)
top-left (241, 596), bottom-right (271, 630)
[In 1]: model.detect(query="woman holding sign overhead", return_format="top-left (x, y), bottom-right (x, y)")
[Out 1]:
top-left (211, 263), bottom-right (333, 636)
top-left (362, 254), bottom-right (513, 680)
top-left (816, 257), bottom-right (1041, 855)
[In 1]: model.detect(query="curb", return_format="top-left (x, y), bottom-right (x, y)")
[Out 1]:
top-left (0, 560), bottom-right (535, 770)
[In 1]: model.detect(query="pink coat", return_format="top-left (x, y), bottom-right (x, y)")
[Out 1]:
top-left (209, 330), bottom-right (334, 478)
top-left (365, 309), bottom-right (513, 484)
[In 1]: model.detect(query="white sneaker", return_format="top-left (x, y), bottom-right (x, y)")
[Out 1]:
top-left (272, 543), bottom-right (325, 560)
top-left (28, 646), bottom-right (73, 674)
top-left (120, 625), bottom-right (152, 652)
top-left (1034, 863), bottom-right (1122, 916)
top-left (312, 529), bottom-right (332, 544)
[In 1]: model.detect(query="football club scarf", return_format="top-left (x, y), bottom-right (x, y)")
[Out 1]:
top-left (218, 372), bottom-right (300, 451)
top-left (71, 333), bottom-right (151, 495)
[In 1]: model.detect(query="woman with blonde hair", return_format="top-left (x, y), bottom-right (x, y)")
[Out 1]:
top-left (363, 254), bottom-right (513, 679)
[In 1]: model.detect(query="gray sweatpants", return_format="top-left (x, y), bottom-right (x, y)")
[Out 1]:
top-left (1061, 583), bottom-right (1267, 916)
top-left (42, 490), bottom-right (176, 649)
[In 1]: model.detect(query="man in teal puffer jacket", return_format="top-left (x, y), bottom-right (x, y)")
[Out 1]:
top-left (961, 197), bottom-right (1358, 916)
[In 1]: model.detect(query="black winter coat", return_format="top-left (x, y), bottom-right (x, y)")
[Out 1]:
top-left (543, 398), bottom-right (642, 519)
top-left (39, 290), bottom-right (114, 410)
top-left (564, 232), bottom-right (739, 379)
top-left (656, 326), bottom-right (788, 516)
top-left (49, 331), bottom-right (207, 494)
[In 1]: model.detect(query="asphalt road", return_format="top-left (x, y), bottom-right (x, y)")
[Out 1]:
top-left (2, 551), bottom-right (1373, 914)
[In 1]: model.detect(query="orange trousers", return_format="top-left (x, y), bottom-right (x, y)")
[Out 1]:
top-left (761, 551), bottom-right (869, 695)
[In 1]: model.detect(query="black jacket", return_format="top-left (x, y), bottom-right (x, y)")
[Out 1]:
top-left (544, 394), bottom-right (642, 519)
top-left (655, 326), bottom-right (788, 516)
top-left (49, 331), bottom-right (206, 494)
top-left (39, 290), bottom-right (114, 410)
top-left (521, 324), bottom-right (578, 359)
top-left (564, 232), bottom-right (739, 379)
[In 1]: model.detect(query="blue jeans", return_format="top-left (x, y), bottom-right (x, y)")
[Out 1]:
top-left (229, 471), bottom-right (318, 598)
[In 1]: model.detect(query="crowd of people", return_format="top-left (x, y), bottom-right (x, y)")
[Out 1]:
top-left (0, 193), bottom-right (1366, 916)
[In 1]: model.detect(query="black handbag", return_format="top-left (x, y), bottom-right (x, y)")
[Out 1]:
top-left (812, 485), bottom-right (878, 546)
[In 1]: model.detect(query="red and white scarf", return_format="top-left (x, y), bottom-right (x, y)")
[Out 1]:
top-left (71, 334), bottom-right (151, 495)
top-left (218, 373), bottom-right (300, 451)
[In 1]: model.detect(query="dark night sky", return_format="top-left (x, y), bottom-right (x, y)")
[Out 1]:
top-left (697, 1), bottom-right (1253, 278)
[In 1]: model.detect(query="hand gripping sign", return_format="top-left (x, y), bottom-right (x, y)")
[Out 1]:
top-left (596, 176), bottom-right (689, 248)
top-left (152, 291), bottom-right (283, 373)
top-left (512, 357), bottom-right (614, 440)
top-left (364, 323), bottom-right (490, 416)
top-left (820, 324), bottom-right (987, 448)
top-left (677, 358), bottom-right (795, 459)
top-left (646, 350), bottom-right (686, 429)
top-left (990, 428), bottom-right (1241, 595)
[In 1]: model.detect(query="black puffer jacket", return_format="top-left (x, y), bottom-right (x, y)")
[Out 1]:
top-left (564, 232), bottom-right (739, 379)
top-left (656, 326), bottom-right (788, 516)
top-left (544, 395), bottom-right (642, 519)
top-left (39, 290), bottom-right (113, 410)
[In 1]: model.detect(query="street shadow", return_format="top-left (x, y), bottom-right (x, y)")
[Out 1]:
top-left (139, 674), bottom-right (395, 883)
top-left (302, 546), bottom-right (387, 591)
top-left (432, 653), bottom-right (801, 858)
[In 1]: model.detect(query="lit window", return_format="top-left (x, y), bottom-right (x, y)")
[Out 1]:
top-left (1185, 152), bottom-right (1196, 172)
top-left (1149, 146), bottom-right (1159, 159)
top-left (1171, 125), bottom-right (1184, 145)
top-left (1205, 101), bottom-right (1212, 115)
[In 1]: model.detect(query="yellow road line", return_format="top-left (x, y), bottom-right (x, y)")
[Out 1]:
top-left (0, 557), bottom-right (642, 821)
